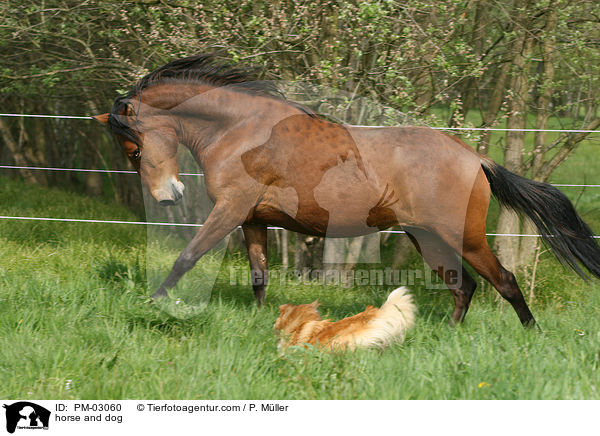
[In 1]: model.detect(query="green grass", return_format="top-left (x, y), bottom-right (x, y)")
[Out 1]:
top-left (1, 175), bottom-right (600, 399)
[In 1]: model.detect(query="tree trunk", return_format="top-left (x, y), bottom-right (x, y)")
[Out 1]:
top-left (295, 234), bottom-right (323, 278)
top-left (344, 237), bottom-right (364, 271)
top-left (82, 102), bottom-right (104, 196)
top-left (478, 60), bottom-right (510, 155)
top-left (520, 10), bottom-right (557, 268)
top-left (323, 238), bottom-right (345, 275)
top-left (494, 33), bottom-right (533, 272)
top-left (392, 235), bottom-right (413, 268)
top-left (451, 0), bottom-right (488, 126)
top-left (0, 117), bottom-right (38, 184)
top-left (281, 229), bottom-right (289, 269)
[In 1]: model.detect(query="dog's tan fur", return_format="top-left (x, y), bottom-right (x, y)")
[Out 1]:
top-left (274, 287), bottom-right (416, 351)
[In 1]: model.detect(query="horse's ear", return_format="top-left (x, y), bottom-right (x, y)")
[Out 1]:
top-left (92, 113), bottom-right (109, 125)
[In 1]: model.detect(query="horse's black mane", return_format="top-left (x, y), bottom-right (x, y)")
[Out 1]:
top-left (129, 53), bottom-right (284, 98)
top-left (109, 53), bottom-right (314, 145)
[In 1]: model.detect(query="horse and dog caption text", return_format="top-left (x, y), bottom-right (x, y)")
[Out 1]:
top-left (53, 401), bottom-right (288, 420)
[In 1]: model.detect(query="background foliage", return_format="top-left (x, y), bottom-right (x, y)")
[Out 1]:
top-left (1, 0), bottom-right (599, 270)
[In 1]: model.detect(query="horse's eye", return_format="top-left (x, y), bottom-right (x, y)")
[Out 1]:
top-left (131, 148), bottom-right (141, 160)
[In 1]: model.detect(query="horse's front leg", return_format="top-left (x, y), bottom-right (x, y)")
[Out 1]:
top-left (152, 201), bottom-right (244, 299)
top-left (242, 223), bottom-right (268, 306)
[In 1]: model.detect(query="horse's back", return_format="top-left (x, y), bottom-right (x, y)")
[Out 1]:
top-left (342, 125), bottom-right (489, 232)
top-left (244, 120), bottom-right (488, 236)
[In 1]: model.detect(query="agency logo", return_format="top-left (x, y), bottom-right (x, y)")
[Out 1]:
top-left (2, 402), bottom-right (50, 434)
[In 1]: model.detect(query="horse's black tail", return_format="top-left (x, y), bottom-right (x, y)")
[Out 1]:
top-left (480, 158), bottom-right (600, 280)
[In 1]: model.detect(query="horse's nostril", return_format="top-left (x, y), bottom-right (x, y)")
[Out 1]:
top-left (171, 185), bottom-right (184, 202)
top-left (159, 199), bottom-right (175, 207)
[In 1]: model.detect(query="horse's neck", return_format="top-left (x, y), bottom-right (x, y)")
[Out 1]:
top-left (176, 87), bottom-right (303, 165)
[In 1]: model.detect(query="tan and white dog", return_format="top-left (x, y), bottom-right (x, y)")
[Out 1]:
top-left (274, 287), bottom-right (416, 351)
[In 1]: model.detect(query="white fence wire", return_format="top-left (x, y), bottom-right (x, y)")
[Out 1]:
top-left (2, 165), bottom-right (600, 187)
top-left (0, 216), bottom-right (598, 239)
top-left (2, 112), bottom-right (600, 133)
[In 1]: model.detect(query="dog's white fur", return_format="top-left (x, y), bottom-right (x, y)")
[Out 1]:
top-left (352, 286), bottom-right (416, 348)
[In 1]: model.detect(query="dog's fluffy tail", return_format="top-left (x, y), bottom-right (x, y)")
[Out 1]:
top-left (353, 287), bottom-right (417, 348)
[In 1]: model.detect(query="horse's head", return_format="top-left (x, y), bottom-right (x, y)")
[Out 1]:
top-left (94, 99), bottom-right (185, 206)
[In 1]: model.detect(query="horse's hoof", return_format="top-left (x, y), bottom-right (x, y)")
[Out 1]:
top-left (152, 288), bottom-right (168, 300)
top-left (523, 318), bottom-right (540, 330)
top-left (447, 317), bottom-right (465, 328)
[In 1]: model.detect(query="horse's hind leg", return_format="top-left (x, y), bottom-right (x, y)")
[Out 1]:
top-left (404, 228), bottom-right (477, 325)
top-left (242, 223), bottom-right (268, 306)
top-left (462, 235), bottom-right (536, 327)
top-left (428, 166), bottom-right (536, 327)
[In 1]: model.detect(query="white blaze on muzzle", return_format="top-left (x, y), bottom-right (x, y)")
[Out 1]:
top-left (151, 176), bottom-right (185, 206)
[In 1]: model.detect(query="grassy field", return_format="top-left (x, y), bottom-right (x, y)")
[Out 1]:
top-left (1, 132), bottom-right (600, 400)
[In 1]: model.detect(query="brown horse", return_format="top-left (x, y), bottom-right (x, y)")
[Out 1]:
top-left (94, 54), bottom-right (600, 327)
